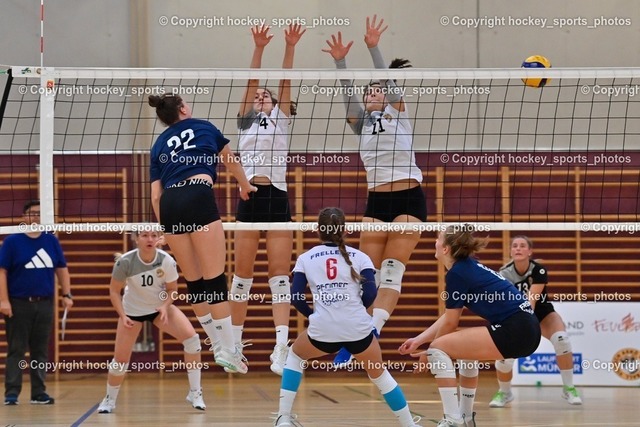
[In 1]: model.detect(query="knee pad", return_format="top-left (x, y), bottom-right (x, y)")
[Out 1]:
top-left (374, 268), bottom-right (381, 288)
top-left (186, 278), bottom-right (207, 304)
top-left (458, 359), bottom-right (479, 378)
top-left (108, 358), bottom-right (129, 377)
top-left (284, 347), bottom-right (304, 373)
top-left (229, 275), bottom-right (253, 303)
top-left (495, 359), bottom-right (515, 373)
top-left (203, 273), bottom-right (228, 305)
top-left (269, 275), bottom-right (291, 304)
top-left (379, 259), bottom-right (405, 293)
top-left (550, 331), bottom-right (572, 355)
top-left (426, 348), bottom-right (456, 379)
top-left (183, 334), bottom-right (201, 354)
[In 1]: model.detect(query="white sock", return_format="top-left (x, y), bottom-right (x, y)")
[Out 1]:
top-left (438, 386), bottom-right (461, 421)
top-left (459, 387), bottom-right (476, 421)
top-left (187, 369), bottom-right (201, 391)
top-left (232, 325), bottom-right (243, 345)
top-left (560, 369), bottom-right (574, 388)
top-left (211, 316), bottom-right (234, 350)
top-left (498, 380), bottom-right (512, 394)
top-left (106, 384), bottom-right (121, 401)
top-left (275, 325), bottom-right (289, 345)
top-left (197, 314), bottom-right (220, 346)
top-left (372, 308), bottom-right (390, 334)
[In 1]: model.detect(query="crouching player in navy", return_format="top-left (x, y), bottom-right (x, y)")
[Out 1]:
top-left (489, 235), bottom-right (582, 407)
top-left (274, 207), bottom-right (421, 427)
top-left (399, 226), bottom-right (541, 427)
top-left (97, 230), bottom-right (205, 414)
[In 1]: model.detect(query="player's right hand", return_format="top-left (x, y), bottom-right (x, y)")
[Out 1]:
top-left (0, 300), bottom-right (12, 317)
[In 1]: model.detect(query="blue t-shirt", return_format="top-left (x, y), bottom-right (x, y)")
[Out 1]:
top-left (0, 233), bottom-right (67, 298)
top-left (445, 257), bottom-right (531, 324)
top-left (150, 118), bottom-right (230, 189)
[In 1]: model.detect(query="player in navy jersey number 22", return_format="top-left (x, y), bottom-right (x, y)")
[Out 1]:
top-left (149, 94), bottom-right (256, 374)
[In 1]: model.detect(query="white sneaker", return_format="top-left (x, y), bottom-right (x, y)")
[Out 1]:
top-left (274, 413), bottom-right (304, 426)
top-left (464, 412), bottom-right (476, 427)
top-left (270, 342), bottom-right (289, 376)
top-left (436, 416), bottom-right (465, 427)
top-left (186, 389), bottom-right (206, 410)
top-left (215, 347), bottom-right (248, 374)
top-left (562, 386), bottom-right (582, 405)
top-left (409, 415), bottom-right (423, 427)
top-left (97, 396), bottom-right (116, 414)
top-left (489, 390), bottom-right (514, 408)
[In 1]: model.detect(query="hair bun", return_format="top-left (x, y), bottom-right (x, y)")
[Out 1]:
top-left (148, 95), bottom-right (162, 108)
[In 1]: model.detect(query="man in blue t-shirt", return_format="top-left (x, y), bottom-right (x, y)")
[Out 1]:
top-left (0, 200), bottom-right (73, 405)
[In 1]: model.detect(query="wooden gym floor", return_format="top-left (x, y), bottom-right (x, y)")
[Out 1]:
top-left (0, 371), bottom-right (637, 426)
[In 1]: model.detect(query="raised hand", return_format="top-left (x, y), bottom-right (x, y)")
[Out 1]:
top-left (321, 31), bottom-right (354, 61)
top-left (284, 23), bottom-right (306, 46)
top-left (364, 15), bottom-right (388, 48)
top-left (251, 24), bottom-right (274, 48)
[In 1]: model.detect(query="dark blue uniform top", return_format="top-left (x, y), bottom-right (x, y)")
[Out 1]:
top-left (445, 257), bottom-right (531, 324)
top-left (0, 233), bottom-right (67, 298)
top-left (150, 118), bottom-right (230, 189)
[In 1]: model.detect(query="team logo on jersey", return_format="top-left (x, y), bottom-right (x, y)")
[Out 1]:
top-left (611, 348), bottom-right (640, 381)
top-left (156, 268), bottom-right (164, 278)
top-left (25, 248), bottom-right (54, 269)
top-left (383, 113), bottom-right (393, 122)
top-left (539, 268), bottom-right (546, 275)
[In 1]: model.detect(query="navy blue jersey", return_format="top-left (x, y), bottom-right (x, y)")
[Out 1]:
top-left (150, 118), bottom-right (230, 188)
top-left (0, 233), bottom-right (67, 298)
top-left (445, 257), bottom-right (532, 324)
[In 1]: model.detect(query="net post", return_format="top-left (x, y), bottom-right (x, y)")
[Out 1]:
top-left (39, 67), bottom-right (55, 224)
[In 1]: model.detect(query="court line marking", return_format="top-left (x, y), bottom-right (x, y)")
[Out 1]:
top-left (312, 389), bottom-right (339, 403)
top-left (71, 402), bottom-right (100, 426)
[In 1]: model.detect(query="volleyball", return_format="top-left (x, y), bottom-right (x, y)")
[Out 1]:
top-left (522, 55), bottom-right (551, 88)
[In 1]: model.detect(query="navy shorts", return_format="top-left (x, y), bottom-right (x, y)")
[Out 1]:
top-left (308, 331), bottom-right (374, 355)
top-left (128, 312), bottom-right (160, 323)
top-left (160, 179), bottom-right (220, 235)
top-left (236, 184), bottom-right (292, 222)
top-left (487, 310), bottom-right (542, 359)
top-left (534, 301), bottom-right (556, 322)
top-left (364, 186), bottom-right (427, 222)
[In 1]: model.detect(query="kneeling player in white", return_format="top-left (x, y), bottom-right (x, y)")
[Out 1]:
top-left (98, 231), bottom-right (205, 413)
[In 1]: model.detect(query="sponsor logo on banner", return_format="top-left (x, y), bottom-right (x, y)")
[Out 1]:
top-left (612, 348), bottom-right (640, 381)
top-left (593, 313), bottom-right (640, 333)
top-left (565, 320), bottom-right (585, 337)
top-left (518, 353), bottom-right (582, 375)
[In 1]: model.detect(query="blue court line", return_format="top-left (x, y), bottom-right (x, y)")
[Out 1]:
top-left (344, 386), bottom-right (425, 418)
top-left (71, 402), bottom-right (100, 426)
top-left (311, 389), bottom-right (339, 404)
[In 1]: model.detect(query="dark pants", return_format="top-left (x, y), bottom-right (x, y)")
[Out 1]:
top-left (4, 298), bottom-right (54, 398)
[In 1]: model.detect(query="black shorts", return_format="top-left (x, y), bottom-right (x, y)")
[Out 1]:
top-left (487, 310), bottom-right (541, 359)
top-left (128, 312), bottom-right (160, 323)
top-left (160, 180), bottom-right (220, 235)
top-left (364, 186), bottom-right (427, 222)
top-left (236, 184), bottom-right (292, 222)
top-left (534, 301), bottom-right (555, 322)
top-left (308, 331), bottom-right (374, 355)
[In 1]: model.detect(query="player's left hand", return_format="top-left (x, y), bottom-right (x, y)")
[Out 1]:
top-left (409, 350), bottom-right (429, 374)
top-left (364, 15), bottom-right (388, 48)
top-left (239, 184), bottom-right (258, 201)
top-left (62, 297), bottom-right (74, 310)
top-left (284, 23), bottom-right (306, 46)
top-left (156, 305), bottom-right (168, 325)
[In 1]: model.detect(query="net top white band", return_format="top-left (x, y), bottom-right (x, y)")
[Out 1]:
top-left (12, 66), bottom-right (640, 80)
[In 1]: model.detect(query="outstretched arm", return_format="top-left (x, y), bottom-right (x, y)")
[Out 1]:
top-left (218, 145), bottom-right (257, 200)
top-left (364, 15), bottom-right (405, 112)
top-left (322, 32), bottom-right (364, 132)
top-left (278, 24), bottom-right (306, 118)
top-left (239, 25), bottom-right (273, 118)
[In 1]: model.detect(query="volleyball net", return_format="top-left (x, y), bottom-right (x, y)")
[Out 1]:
top-left (1, 65), bottom-right (640, 235)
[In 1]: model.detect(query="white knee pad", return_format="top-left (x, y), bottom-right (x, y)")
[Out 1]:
top-left (378, 259), bottom-right (405, 293)
top-left (108, 358), bottom-right (129, 377)
top-left (269, 275), bottom-right (291, 304)
top-left (495, 359), bottom-right (515, 373)
top-left (550, 331), bottom-right (572, 355)
top-left (183, 334), bottom-right (201, 354)
top-left (374, 268), bottom-right (381, 288)
top-left (458, 359), bottom-right (479, 378)
top-left (230, 275), bottom-right (253, 302)
top-left (426, 348), bottom-right (456, 379)
top-left (284, 347), bottom-right (304, 373)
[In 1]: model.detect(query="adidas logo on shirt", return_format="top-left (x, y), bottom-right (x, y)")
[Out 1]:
top-left (25, 248), bottom-right (54, 269)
